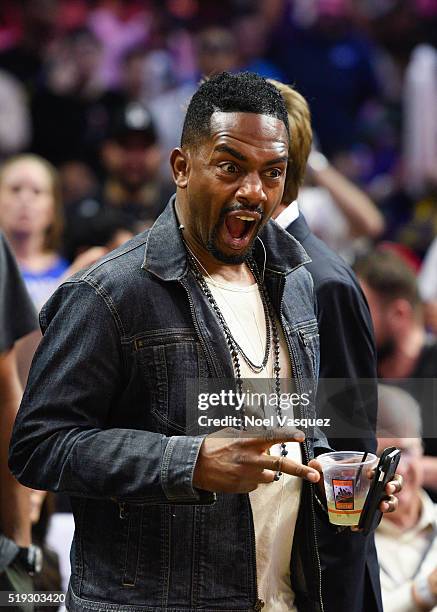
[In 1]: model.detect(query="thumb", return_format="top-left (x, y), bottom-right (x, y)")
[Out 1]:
top-left (308, 459), bottom-right (323, 476)
top-left (308, 458), bottom-right (326, 500)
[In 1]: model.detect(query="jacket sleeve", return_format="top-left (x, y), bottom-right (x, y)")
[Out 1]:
top-left (9, 279), bottom-right (214, 506)
top-left (316, 277), bottom-right (378, 454)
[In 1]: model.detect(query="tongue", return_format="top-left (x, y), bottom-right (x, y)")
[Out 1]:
top-left (225, 216), bottom-right (246, 239)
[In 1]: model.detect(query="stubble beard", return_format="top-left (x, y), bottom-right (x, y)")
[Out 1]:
top-left (206, 222), bottom-right (256, 264)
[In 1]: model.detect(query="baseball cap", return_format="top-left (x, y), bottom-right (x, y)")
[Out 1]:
top-left (110, 102), bottom-right (158, 145)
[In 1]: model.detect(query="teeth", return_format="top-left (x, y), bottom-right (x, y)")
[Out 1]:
top-left (235, 215), bottom-right (255, 221)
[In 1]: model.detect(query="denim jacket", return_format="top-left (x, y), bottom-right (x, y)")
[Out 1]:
top-left (10, 198), bottom-right (329, 612)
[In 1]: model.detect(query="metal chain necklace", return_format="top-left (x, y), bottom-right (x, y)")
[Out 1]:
top-left (183, 242), bottom-right (288, 477)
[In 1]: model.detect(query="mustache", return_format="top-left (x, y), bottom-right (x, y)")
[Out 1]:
top-left (218, 203), bottom-right (264, 223)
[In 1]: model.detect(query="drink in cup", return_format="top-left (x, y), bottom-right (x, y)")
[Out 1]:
top-left (318, 451), bottom-right (378, 526)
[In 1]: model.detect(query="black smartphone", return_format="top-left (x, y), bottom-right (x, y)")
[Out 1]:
top-left (358, 447), bottom-right (401, 535)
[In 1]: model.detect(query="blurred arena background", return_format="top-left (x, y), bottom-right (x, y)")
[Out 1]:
top-left (0, 1), bottom-right (437, 280)
top-left (2, 2), bottom-right (437, 607)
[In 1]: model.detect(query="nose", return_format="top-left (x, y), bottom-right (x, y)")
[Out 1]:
top-left (235, 171), bottom-right (267, 207)
top-left (16, 186), bottom-right (32, 205)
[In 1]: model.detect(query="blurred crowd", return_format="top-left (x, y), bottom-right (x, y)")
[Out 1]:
top-left (2, 0), bottom-right (437, 609)
top-left (0, 0), bottom-right (437, 318)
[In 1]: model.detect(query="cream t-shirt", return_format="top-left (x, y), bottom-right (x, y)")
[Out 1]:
top-left (205, 275), bottom-right (302, 612)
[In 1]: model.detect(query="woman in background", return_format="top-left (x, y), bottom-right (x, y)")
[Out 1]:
top-left (0, 154), bottom-right (107, 312)
top-left (0, 154), bottom-right (69, 311)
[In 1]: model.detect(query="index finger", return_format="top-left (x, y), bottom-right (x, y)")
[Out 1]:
top-left (254, 454), bottom-right (320, 482)
top-left (240, 427), bottom-right (306, 447)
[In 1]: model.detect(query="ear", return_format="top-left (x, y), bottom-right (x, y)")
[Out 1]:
top-left (170, 147), bottom-right (190, 188)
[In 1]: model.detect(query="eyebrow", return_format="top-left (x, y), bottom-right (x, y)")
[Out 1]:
top-left (265, 156), bottom-right (288, 165)
top-left (213, 144), bottom-right (288, 166)
top-left (214, 144), bottom-right (247, 161)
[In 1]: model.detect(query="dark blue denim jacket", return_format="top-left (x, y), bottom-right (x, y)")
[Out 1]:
top-left (10, 199), bottom-right (329, 612)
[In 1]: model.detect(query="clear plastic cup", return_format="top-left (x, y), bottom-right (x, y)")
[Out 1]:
top-left (318, 451), bottom-right (378, 526)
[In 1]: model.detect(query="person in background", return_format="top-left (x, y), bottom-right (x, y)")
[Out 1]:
top-left (418, 235), bottom-right (437, 334)
top-left (376, 384), bottom-right (437, 612)
top-left (30, 27), bottom-right (111, 172)
top-left (298, 147), bottom-right (385, 262)
top-left (64, 100), bottom-right (172, 258)
top-left (0, 231), bottom-right (39, 610)
top-left (62, 208), bottom-right (135, 282)
top-left (149, 25), bottom-right (284, 184)
top-left (233, 10), bottom-right (285, 80)
top-left (0, 154), bottom-right (106, 312)
top-left (264, 79), bottom-right (385, 264)
top-left (58, 161), bottom-right (98, 209)
top-left (0, 154), bottom-right (69, 311)
top-left (149, 26), bottom-right (241, 182)
top-left (87, 0), bottom-right (150, 90)
top-left (268, 0), bottom-right (380, 159)
top-left (272, 79), bottom-right (384, 612)
top-left (355, 249), bottom-right (437, 500)
top-left (0, 0), bottom-right (60, 91)
top-left (0, 70), bottom-right (31, 161)
top-left (0, 152), bottom-right (107, 395)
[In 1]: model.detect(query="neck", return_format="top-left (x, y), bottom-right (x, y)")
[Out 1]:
top-left (378, 325), bottom-right (425, 378)
top-left (7, 231), bottom-right (48, 265)
top-left (385, 493), bottom-right (422, 531)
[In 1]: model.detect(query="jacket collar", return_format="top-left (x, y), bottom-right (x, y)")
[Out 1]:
top-left (286, 212), bottom-right (312, 244)
top-left (142, 195), bottom-right (311, 281)
top-left (141, 195), bottom-right (188, 281)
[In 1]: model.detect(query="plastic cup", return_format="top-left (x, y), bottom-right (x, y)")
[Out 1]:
top-left (317, 451), bottom-right (378, 526)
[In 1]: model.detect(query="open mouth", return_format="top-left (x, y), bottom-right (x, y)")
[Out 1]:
top-left (221, 210), bottom-right (261, 249)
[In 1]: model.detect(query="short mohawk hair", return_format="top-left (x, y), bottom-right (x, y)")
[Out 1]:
top-left (181, 71), bottom-right (289, 147)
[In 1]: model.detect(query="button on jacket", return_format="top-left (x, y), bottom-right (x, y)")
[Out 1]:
top-left (10, 198), bottom-right (329, 612)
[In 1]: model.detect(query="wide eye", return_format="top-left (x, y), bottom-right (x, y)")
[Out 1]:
top-left (219, 162), bottom-right (239, 174)
top-left (265, 168), bottom-right (283, 179)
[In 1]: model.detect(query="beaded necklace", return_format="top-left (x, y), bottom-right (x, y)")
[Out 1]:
top-left (183, 242), bottom-right (288, 478)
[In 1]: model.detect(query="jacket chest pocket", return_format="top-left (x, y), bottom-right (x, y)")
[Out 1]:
top-left (295, 321), bottom-right (320, 381)
top-left (135, 330), bottom-right (209, 435)
top-left (297, 323), bottom-right (320, 376)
